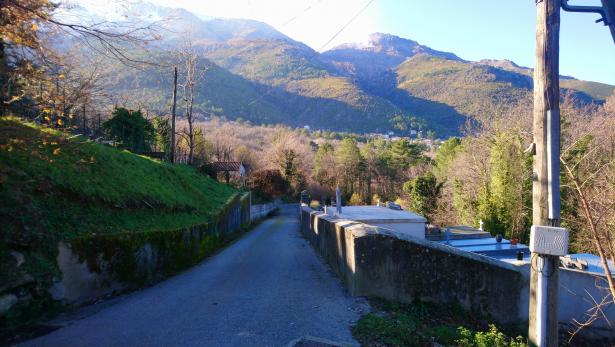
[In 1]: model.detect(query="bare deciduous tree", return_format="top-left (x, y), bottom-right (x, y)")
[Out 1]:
top-left (559, 97), bottom-right (615, 339)
top-left (2, 0), bottom-right (160, 116)
top-left (176, 40), bottom-right (205, 165)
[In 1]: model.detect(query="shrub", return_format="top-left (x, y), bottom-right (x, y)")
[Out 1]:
top-left (456, 324), bottom-right (527, 347)
top-left (348, 192), bottom-right (365, 206)
top-left (102, 107), bottom-right (155, 152)
top-left (403, 172), bottom-right (443, 221)
top-left (250, 169), bottom-right (288, 200)
top-left (352, 313), bottom-right (427, 346)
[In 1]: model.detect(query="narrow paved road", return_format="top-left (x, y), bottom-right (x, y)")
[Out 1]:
top-left (22, 205), bottom-right (368, 347)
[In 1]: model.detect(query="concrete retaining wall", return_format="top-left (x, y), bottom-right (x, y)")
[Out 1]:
top-left (300, 205), bottom-right (615, 336)
top-left (50, 193), bottom-right (252, 305)
top-left (251, 199), bottom-right (280, 221)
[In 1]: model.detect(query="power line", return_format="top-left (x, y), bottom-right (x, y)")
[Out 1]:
top-left (248, 0), bottom-right (376, 107)
top-left (281, 0), bottom-right (324, 27)
top-left (318, 0), bottom-right (376, 51)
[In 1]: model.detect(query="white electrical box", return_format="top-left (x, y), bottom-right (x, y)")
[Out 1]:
top-left (529, 225), bottom-right (569, 256)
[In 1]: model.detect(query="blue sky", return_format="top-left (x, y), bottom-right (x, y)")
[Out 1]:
top-left (372, 0), bottom-right (615, 85)
top-left (110, 0), bottom-right (614, 84)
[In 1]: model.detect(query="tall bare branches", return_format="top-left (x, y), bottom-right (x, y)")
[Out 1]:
top-left (1, 0), bottom-right (160, 118)
top-left (176, 40), bottom-right (205, 165)
top-left (559, 96), bottom-right (615, 338)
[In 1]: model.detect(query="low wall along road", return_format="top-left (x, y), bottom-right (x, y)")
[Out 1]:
top-left (50, 193), bottom-right (255, 305)
top-left (250, 199), bottom-right (281, 222)
top-left (300, 205), bottom-right (615, 339)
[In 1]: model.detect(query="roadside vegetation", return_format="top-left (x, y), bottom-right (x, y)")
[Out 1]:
top-left (352, 299), bottom-right (527, 347)
top-left (0, 117), bottom-right (237, 336)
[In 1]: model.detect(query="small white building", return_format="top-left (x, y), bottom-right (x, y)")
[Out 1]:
top-left (333, 205), bottom-right (427, 239)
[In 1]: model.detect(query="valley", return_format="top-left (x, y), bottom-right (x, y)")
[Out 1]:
top-left (88, 3), bottom-right (613, 138)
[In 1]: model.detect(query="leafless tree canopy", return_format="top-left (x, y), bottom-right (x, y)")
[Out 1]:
top-left (176, 40), bottom-right (206, 165)
top-left (1, 0), bottom-right (161, 125)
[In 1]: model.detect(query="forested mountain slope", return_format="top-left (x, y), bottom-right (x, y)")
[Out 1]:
top-left (91, 3), bottom-right (612, 137)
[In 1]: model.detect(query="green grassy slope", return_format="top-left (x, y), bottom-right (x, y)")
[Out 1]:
top-left (0, 117), bottom-right (237, 241)
top-left (0, 117), bottom-right (238, 333)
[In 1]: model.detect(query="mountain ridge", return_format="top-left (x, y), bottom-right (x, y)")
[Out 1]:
top-left (79, 2), bottom-right (613, 137)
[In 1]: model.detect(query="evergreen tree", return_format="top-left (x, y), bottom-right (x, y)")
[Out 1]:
top-left (403, 172), bottom-right (443, 221)
top-left (434, 137), bottom-right (462, 180)
top-left (335, 138), bottom-right (365, 201)
top-left (103, 108), bottom-right (155, 153)
top-left (390, 139), bottom-right (425, 170)
top-left (313, 142), bottom-right (336, 190)
top-left (153, 115), bottom-right (172, 158)
top-left (476, 132), bottom-right (531, 241)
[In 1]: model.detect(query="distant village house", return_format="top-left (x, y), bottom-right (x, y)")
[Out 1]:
top-left (205, 161), bottom-right (247, 184)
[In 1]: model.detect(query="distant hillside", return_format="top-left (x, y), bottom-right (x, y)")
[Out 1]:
top-left (560, 79), bottom-right (615, 100)
top-left (479, 59), bottom-right (615, 100)
top-left (103, 51), bottom-right (405, 133)
top-left (323, 33), bottom-right (463, 81)
top-left (80, 3), bottom-right (613, 137)
top-left (394, 54), bottom-right (533, 120)
top-left (123, 2), bottom-right (293, 44)
top-left (323, 35), bottom-right (608, 124)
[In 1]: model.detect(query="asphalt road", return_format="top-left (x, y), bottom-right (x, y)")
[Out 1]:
top-left (22, 204), bottom-right (368, 347)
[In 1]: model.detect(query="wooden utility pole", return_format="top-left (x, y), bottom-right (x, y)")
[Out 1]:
top-left (171, 66), bottom-right (178, 163)
top-left (529, 0), bottom-right (561, 346)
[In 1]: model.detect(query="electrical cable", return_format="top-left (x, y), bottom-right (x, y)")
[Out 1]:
top-left (246, 0), bottom-right (377, 108)
top-left (318, 0), bottom-right (376, 51)
top-left (281, 0), bottom-right (324, 27)
top-left (531, 253), bottom-right (557, 277)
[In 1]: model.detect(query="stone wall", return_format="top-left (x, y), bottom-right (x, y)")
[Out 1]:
top-left (300, 205), bottom-right (615, 336)
top-left (300, 206), bottom-right (524, 323)
top-left (50, 193), bottom-right (252, 305)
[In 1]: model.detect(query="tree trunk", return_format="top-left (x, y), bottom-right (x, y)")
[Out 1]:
top-left (82, 102), bottom-right (87, 136)
top-left (188, 92), bottom-right (194, 165)
top-left (171, 66), bottom-right (177, 163)
top-left (0, 39), bottom-right (7, 116)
